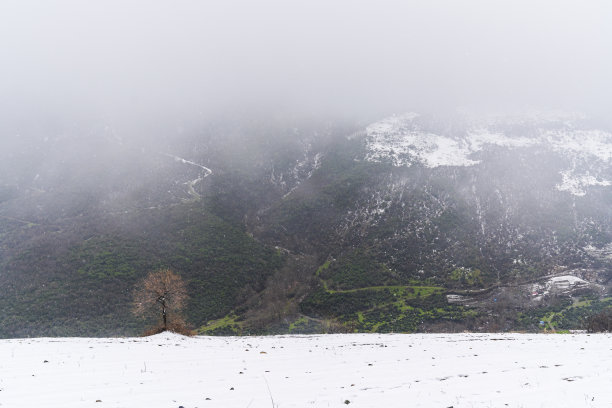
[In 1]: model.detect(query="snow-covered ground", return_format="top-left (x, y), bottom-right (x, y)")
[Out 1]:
top-left (1, 333), bottom-right (611, 407)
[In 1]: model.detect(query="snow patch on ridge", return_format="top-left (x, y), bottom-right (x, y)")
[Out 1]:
top-left (366, 130), bottom-right (479, 168)
top-left (543, 129), bottom-right (612, 162)
top-left (556, 170), bottom-right (611, 197)
top-left (365, 114), bottom-right (540, 169)
top-left (365, 113), bottom-right (612, 196)
top-left (545, 129), bottom-right (612, 196)
top-left (365, 114), bottom-right (478, 168)
top-left (466, 129), bottom-right (536, 150)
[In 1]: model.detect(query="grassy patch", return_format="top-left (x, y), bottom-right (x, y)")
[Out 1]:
top-left (198, 314), bottom-right (242, 335)
top-left (298, 278), bottom-right (470, 333)
top-left (518, 297), bottom-right (612, 331)
top-left (288, 316), bottom-right (309, 332)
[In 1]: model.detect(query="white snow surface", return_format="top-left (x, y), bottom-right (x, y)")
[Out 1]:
top-left (1, 333), bottom-right (611, 407)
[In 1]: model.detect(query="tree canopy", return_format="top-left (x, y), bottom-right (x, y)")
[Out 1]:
top-left (133, 269), bottom-right (188, 333)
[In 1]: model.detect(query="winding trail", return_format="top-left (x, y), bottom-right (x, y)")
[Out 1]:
top-left (164, 153), bottom-right (213, 200)
top-left (0, 214), bottom-right (39, 226)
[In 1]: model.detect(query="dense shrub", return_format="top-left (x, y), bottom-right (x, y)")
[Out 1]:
top-left (587, 308), bottom-right (612, 333)
top-left (320, 250), bottom-right (400, 290)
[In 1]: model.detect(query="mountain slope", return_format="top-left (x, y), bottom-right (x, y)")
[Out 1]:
top-left (0, 112), bottom-right (610, 336)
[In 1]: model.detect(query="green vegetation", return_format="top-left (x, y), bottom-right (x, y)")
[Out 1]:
top-left (71, 237), bottom-right (144, 279)
top-left (1, 117), bottom-right (610, 338)
top-left (318, 251), bottom-right (400, 290)
top-left (518, 297), bottom-right (612, 331)
top-left (299, 254), bottom-right (477, 333)
top-left (448, 267), bottom-right (484, 287)
top-left (198, 314), bottom-right (243, 335)
top-left (300, 284), bottom-right (476, 333)
top-left (288, 316), bottom-right (309, 332)
top-left (0, 202), bottom-right (285, 338)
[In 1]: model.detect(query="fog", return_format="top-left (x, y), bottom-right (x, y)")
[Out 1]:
top-left (1, 0), bottom-right (612, 137)
top-left (1, 1), bottom-right (611, 342)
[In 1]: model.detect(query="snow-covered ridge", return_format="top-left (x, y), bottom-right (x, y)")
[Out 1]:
top-left (543, 129), bottom-right (612, 162)
top-left (556, 170), bottom-right (611, 197)
top-left (466, 129), bottom-right (536, 151)
top-left (365, 114), bottom-right (544, 168)
top-left (365, 113), bottom-right (612, 196)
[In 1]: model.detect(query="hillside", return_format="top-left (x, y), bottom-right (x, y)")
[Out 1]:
top-left (0, 112), bottom-right (610, 337)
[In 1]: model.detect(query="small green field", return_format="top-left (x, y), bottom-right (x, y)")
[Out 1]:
top-left (518, 297), bottom-right (612, 332)
top-left (301, 262), bottom-right (476, 333)
top-left (198, 314), bottom-right (243, 335)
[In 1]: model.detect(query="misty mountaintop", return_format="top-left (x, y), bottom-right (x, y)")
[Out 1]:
top-left (0, 111), bottom-right (610, 337)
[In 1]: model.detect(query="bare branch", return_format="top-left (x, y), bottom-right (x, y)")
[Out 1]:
top-left (132, 269), bottom-right (188, 331)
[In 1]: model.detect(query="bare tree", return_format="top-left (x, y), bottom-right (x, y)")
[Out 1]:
top-left (587, 309), bottom-right (612, 333)
top-left (133, 269), bottom-right (188, 332)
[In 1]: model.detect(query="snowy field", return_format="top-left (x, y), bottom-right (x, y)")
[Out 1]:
top-left (1, 333), bottom-right (611, 408)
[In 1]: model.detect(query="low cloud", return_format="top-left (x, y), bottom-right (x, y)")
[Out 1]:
top-left (1, 0), bottom-right (611, 136)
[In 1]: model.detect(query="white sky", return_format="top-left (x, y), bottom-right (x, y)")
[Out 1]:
top-left (1, 0), bottom-right (611, 126)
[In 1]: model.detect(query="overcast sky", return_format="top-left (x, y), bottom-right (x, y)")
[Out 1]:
top-left (1, 0), bottom-right (611, 131)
